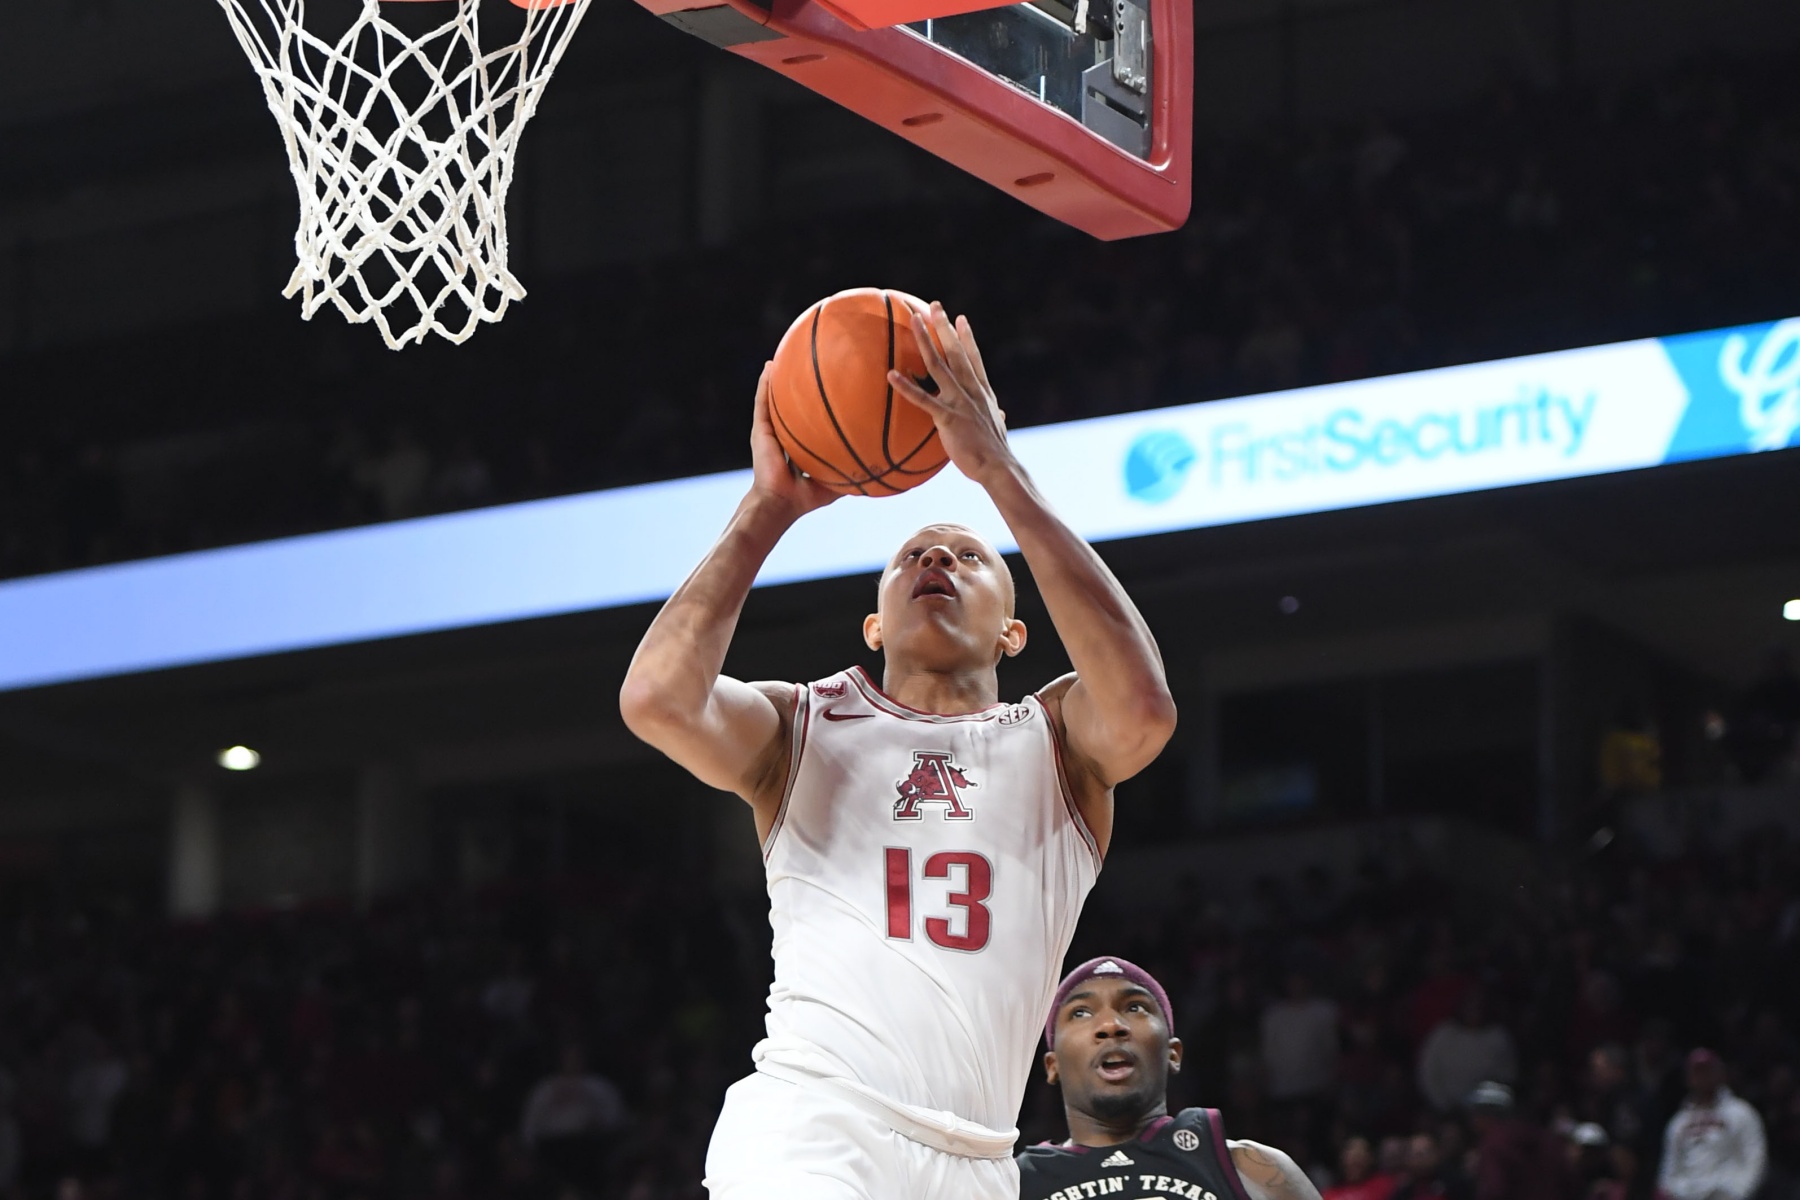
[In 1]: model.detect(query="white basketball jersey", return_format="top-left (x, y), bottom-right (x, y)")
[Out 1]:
top-left (751, 665), bottom-right (1101, 1138)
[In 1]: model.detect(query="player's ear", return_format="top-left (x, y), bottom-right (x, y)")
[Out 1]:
top-left (999, 617), bottom-right (1027, 659)
top-left (1043, 1050), bottom-right (1059, 1086)
top-left (1167, 1036), bottom-right (1183, 1075)
top-left (863, 613), bottom-right (883, 652)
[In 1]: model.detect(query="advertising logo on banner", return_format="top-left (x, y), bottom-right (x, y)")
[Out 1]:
top-left (1008, 335), bottom-right (1688, 543)
top-left (1662, 318), bottom-right (1800, 460)
top-left (1102, 317), bottom-right (1799, 519)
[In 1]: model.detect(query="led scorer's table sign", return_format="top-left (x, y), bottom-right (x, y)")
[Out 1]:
top-left (2, 317), bottom-right (1796, 693)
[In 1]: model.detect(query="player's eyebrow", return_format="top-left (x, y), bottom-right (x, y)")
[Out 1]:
top-left (893, 529), bottom-right (992, 565)
top-left (1061, 984), bottom-right (1156, 1015)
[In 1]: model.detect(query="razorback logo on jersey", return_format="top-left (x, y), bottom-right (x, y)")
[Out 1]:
top-left (813, 681), bottom-right (847, 698)
top-left (893, 751), bottom-right (977, 820)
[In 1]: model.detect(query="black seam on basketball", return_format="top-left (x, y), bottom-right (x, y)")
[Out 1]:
top-left (770, 385), bottom-right (906, 495)
top-left (880, 292), bottom-right (900, 471)
top-left (809, 304), bottom-right (887, 489)
top-left (770, 383), bottom-right (867, 495)
top-left (887, 427), bottom-right (947, 474)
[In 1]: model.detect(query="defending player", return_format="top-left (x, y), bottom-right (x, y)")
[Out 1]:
top-left (619, 302), bottom-right (1176, 1199)
top-left (1020, 957), bottom-right (1322, 1200)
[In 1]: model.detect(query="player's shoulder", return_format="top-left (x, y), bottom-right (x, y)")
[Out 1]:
top-left (1015, 1138), bottom-right (1094, 1198)
top-left (1171, 1105), bottom-right (1224, 1134)
top-left (753, 667), bottom-right (863, 708)
top-left (745, 679), bottom-right (803, 718)
top-left (1127, 1107), bottom-right (1226, 1155)
top-left (1016, 1137), bottom-right (1082, 1165)
top-left (1149, 1109), bottom-right (1257, 1186)
top-left (1035, 671), bottom-right (1080, 706)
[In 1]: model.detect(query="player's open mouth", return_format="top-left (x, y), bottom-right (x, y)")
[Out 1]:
top-left (1095, 1050), bottom-right (1136, 1082)
top-left (912, 570), bottom-right (957, 600)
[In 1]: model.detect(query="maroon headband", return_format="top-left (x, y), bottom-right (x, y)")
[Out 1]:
top-left (1045, 956), bottom-right (1174, 1047)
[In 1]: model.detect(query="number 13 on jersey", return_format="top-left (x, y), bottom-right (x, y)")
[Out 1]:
top-left (884, 847), bottom-right (993, 952)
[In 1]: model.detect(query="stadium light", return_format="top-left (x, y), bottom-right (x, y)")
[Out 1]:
top-left (1785, 599), bottom-right (1800, 622)
top-left (217, 745), bottom-right (261, 771)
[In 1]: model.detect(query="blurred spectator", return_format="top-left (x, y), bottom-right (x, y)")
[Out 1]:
top-left (521, 1044), bottom-right (628, 1193)
top-left (1323, 1135), bottom-right (1398, 1200)
top-left (1465, 1082), bottom-right (1565, 1200)
top-left (1389, 1132), bottom-right (1461, 1200)
top-left (1564, 1123), bottom-right (1626, 1200)
top-left (1418, 990), bottom-right (1518, 1114)
top-left (1262, 965), bottom-right (1341, 1167)
top-left (358, 425), bottom-right (434, 520)
top-left (1581, 1043), bottom-right (1652, 1157)
top-left (1195, 970), bottom-right (1266, 1128)
top-left (64, 1031), bottom-right (126, 1166)
top-left (1354, 120), bottom-right (1410, 196)
top-left (1235, 301), bottom-right (1307, 393)
top-left (483, 946), bottom-right (537, 1026)
top-left (1377, 1136), bottom-right (1408, 1179)
top-left (433, 436), bottom-right (496, 510)
top-left (1656, 1050), bottom-right (1766, 1200)
top-left (1262, 968), bottom-right (1342, 1106)
top-left (1634, 1022), bottom-right (1688, 1136)
top-left (1406, 943), bottom-right (1475, 1053)
top-left (1567, 971), bottom-right (1635, 1065)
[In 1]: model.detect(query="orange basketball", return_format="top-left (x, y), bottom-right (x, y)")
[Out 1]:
top-left (767, 287), bottom-right (949, 496)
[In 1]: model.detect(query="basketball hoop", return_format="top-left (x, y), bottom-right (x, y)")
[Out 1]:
top-left (215, 0), bottom-right (592, 348)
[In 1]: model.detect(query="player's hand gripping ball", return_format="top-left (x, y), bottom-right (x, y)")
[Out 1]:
top-left (768, 288), bottom-right (950, 496)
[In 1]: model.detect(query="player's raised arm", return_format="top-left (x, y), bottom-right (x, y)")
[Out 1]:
top-left (618, 365), bottom-right (838, 819)
top-left (889, 304), bottom-right (1177, 795)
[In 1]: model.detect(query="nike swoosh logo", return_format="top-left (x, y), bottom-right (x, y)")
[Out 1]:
top-left (822, 709), bottom-right (873, 722)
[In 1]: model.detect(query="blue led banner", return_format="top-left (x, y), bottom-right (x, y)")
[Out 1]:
top-left (1, 316), bottom-right (1795, 692)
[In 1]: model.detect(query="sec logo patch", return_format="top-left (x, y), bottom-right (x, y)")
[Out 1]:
top-left (1173, 1129), bottom-right (1200, 1152)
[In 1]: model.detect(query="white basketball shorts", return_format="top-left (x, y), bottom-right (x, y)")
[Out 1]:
top-left (704, 1071), bottom-right (1020, 1200)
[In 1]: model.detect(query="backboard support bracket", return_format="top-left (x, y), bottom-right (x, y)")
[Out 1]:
top-left (639, 0), bottom-right (1192, 240)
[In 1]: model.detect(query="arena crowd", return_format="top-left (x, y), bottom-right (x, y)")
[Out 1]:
top-left (3, 53), bottom-right (1798, 582)
top-left (4, 35), bottom-right (1797, 1200)
top-left (1, 821), bottom-right (1796, 1200)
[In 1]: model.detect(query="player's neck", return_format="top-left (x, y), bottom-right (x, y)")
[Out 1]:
top-left (878, 663), bottom-right (1000, 715)
top-left (1064, 1102), bottom-right (1169, 1148)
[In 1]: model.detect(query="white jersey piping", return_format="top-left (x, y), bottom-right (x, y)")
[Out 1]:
top-left (847, 665), bottom-right (1011, 723)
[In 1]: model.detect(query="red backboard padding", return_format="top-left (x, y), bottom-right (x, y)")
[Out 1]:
top-left (640, 0), bottom-right (1192, 241)
top-left (808, 0), bottom-right (1018, 30)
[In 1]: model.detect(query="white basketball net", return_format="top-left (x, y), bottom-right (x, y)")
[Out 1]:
top-left (216, 0), bottom-right (592, 348)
